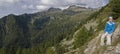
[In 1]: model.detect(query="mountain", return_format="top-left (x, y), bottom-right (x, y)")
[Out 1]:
top-left (66, 5), bottom-right (93, 12)
top-left (0, 6), bottom-right (95, 54)
top-left (0, 0), bottom-right (120, 54)
top-left (60, 0), bottom-right (120, 54)
top-left (47, 7), bottom-right (61, 12)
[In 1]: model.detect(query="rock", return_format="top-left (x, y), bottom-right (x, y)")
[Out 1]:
top-left (112, 24), bottom-right (120, 43)
top-left (84, 24), bottom-right (120, 54)
top-left (115, 44), bottom-right (120, 54)
top-left (84, 32), bottom-right (102, 54)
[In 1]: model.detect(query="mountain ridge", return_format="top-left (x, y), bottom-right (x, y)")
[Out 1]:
top-left (0, 0), bottom-right (120, 54)
top-left (0, 4), bottom-right (95, 54)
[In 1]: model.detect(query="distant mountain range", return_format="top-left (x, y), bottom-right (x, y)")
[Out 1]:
top-left (0, 1), bottom-right (119, 53)
top-left (0, 5), bottom-right (95, 53)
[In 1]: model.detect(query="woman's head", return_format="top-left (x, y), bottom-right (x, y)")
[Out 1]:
top-left (109, 16), bottom-right (113, 22)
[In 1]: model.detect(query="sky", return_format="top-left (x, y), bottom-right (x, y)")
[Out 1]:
top-left (0, 0), bottom-right (109, 18)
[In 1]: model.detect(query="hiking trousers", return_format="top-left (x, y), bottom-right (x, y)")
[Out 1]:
top-left (101, 32), bottom-right (112, 46)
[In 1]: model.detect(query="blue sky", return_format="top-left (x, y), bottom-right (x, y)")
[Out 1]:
top-left (0, 0), bottom-right (109, 18)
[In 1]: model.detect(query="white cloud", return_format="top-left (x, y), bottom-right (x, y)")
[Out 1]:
top-left (0, 0), bottom-right (19, 4)
top-left (41, 0), bottom-right (52, 4)
top-left (22, 5), bottom-right (35, 10)
top-left (21, 5), bottom-right (28, 9)
top-left (65, 0), bottom-right (77, 3)
top-left (0, 0), bottom-right (109, 18)
top-left (28, 5), bottom-right (34, 9)
top-left (58, 6), bottom-right (69, 10)
top-left (36, 5), bottom-right (50, 11)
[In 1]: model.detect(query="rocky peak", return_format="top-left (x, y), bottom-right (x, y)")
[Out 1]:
top-left (68, 5), bottom-right (87, 9)
top-left (48, 7), bottom-right (61, 12)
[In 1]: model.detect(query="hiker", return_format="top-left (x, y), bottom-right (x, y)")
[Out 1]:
top-left (100, 16), bottom-right (116, 46)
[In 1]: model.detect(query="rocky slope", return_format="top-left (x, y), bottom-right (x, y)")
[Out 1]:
top-left (58, 0), bottom-right (120, 54)
top-left (0, 0), bottom-right (119, 54)
top-left (84, 23), bottom-right (120, 54)
top-left (60, 13), bottom-right (120, 54)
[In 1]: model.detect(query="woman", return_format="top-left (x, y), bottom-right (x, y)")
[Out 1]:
top-left (101, 16), bottom-right (116, 46)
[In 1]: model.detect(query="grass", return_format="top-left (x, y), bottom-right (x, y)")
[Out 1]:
top-left (78, 45), bottom-right (87, 54)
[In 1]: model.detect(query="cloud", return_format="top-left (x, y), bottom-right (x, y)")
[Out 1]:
top-left (36, 5), bottom-right (50, 11)
top-left (0, 0), bottom-right (109, 18)
top-left (0, 0), bottom-right (19, 5)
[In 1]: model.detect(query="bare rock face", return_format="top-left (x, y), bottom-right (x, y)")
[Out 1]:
top-left (62, 23), bottom-right (120, 54)
top-left (84, 24), bottom-right (120, 54)
top-left (112, 24), bottom-right (120, 43)
top-left (115, 44), bottom-right (120, 54)
top-left (84, 32), bottom-right (102, 54)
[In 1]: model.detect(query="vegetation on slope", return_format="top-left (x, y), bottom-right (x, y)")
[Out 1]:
top-left (72, 0), bottom-right (120, 54)
top-left (0, 6), bottom-right (94, 54)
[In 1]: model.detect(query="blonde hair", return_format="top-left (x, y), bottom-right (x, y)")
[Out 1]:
top-left (109, 16), bottom-right (113, 19)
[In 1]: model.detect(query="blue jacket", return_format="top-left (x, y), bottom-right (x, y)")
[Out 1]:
top-left (104, 21), bottom-right (115, 34)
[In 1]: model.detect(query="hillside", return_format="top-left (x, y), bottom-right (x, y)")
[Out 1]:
top-left (0, 0), bottom-right (120, 54)
top-left (0, 5), bottom-right (95, 54)
top-left (60, 0), bottom-right (120, 54)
